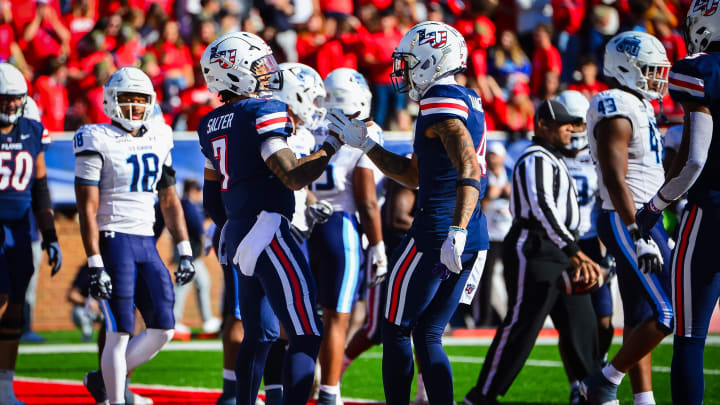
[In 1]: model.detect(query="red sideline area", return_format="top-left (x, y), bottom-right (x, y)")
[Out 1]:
top-left (15, 379), bottom-right (383, 405)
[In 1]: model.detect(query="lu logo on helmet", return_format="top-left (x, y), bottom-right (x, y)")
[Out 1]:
top-left (693, 0), bottom-right (720, 15)
top-left (417, 29), bottom-right (448, 49)
top-left (209, 47), bottom-right (237, 69)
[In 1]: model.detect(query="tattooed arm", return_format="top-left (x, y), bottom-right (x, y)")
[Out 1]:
top-left (426, 118), bottom-right (481, 229)
top-left (265, 142), bottom-right (337, 191)
top-left (366, 148), bottom-right (419, 189)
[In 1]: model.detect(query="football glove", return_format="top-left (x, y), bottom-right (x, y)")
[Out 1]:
top-left (42, 240), bottom-right (63, 276)
top-left (176, 256), bottom-right (196, 286)
top-left (368, 241), bottom-right (388, 287)
top-left (635, 200), bottom-right (663, 239)
top-left (440, 226), bottom-right (466, 274)
top-left (629, 224), bottom-right (664, 274)
top-left (89, 266), bottom-right (113, 300)
top-left (327, 108), bottom-right (376, 153)
top-left (306, 200), bottom-right (333, 230)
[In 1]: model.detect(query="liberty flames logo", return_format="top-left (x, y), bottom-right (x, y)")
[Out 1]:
top-left (693, 0), bottom-right (719, 15)
top-left (465, 283), bottom-right (476, 296)
top-left (418, 29), bottom-right (448, 48)
top-left (209, 47), bottom-right (237, 69)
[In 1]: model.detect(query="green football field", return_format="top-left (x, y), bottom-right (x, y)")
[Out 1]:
top-left (15, 331), bottom-right (720, 404)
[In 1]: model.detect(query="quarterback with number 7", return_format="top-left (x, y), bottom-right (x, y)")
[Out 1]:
top-left (73, 67), bottom-right (195, 405)
top-left (327, 21), bottom-right (489, 404)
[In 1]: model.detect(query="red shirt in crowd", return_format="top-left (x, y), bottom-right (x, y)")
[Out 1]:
top-left (149, 41), bottom-right (192, 73)
top-left (530, 44), bottom-right (562, 97)
top-left (319, 0), bottom-right (353, 15)
top-left (367, 28), bottom-right (403, 85)
top-left (33, 75), bottom-right (68, 131)
top-left (86, 85), bottom-right (110, 125)
top-left (552, 0), bottom-right (585, 35)
top-left (114, 39), bottom-right (145, 68)
top-left (65, 14), bottom-right (97, 50)
top-left (659, 31), bottom-right (687, 64)
top-left (568, 80), bottom-right (609, 101)
top-left (0, 24), bottom-right (15, 62)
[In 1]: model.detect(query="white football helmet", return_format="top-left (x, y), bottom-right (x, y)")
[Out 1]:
top-left (0, 63), bottom-right (28, 125)
top-left (603, 31), bottom-right (670, 101)
top-left (683, 0), bottom-right (720, 54)
top-left (556, 90), bottom-right (590, 151)
top-left (200, 31), bottom-right (281, 99)
top-left (391, 21), bottom-right (467, 101)
top-left (322, 68), bottom-right (372, 121)
top-left (272, 63), bottom-right (326, 130)
top-left (103, 67), bottom-right (157, 131)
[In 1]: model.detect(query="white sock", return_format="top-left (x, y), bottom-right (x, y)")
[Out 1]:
top-left (125, 329), bottom-right (174, 372)
top-left (601, 363), bottom-right (625, 386)
top-left (340, 354), bottom-right (353, 378)
top-left (416, 373), bottom-right (428, 399)
top-left (102, 331), bottom-right (130, 403)
top-left (319, 384), bottom-right (339, 395)
top-left (633, 391), bottom-right (655, 405)
top-left (222, 368), bottom-right (236, 381)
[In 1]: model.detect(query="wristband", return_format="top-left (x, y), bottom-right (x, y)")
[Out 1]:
top-left (177, 240), bottom-right (192, 257)
top-left (88, 254), bottom-right (104, 268)
top-left (41, 228), bottom-right (58, 244)
top-left (449, 226), bottom-right (467, 234)
top-left (323, 135), bottom-right (342, 153)
top-left (456, 178), bottom-right (483, 193)
top-left (648, 195), bottom-right (669, 213)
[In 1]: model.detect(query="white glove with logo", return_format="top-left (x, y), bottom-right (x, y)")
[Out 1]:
top-left (440, 226), bottom-right (467, 274)
top-left (629, 223), bottom-right (664, 274)
top-left (368, 241), bottom-right (388, 286)
top-left (326, 108), bottom-right (377, 153)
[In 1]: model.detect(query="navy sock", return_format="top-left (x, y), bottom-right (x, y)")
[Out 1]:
top-left (413, 323), bottom-right (454, 404)
top-left (672, 335), bottom-right (705, 405)
top-left (282, 335), bottom-right (321, 405)
top-left (264, 339), bottom-right (287, 387)
top-left (235, 340), bottom-right (272, 405)
top-left (263, 339), bottom-right (287, 405)
top-left (222, 377), bottom-right (236, 397)
top-left (381, 320), bottom-right (414, 405)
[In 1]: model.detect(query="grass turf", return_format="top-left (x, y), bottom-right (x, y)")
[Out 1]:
top-left (17, 332), bottom-right (720, 404)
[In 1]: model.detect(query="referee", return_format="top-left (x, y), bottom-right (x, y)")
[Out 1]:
top-left (464, 100), bottom-right (604, 405)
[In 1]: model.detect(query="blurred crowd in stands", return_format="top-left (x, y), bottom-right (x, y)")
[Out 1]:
top-left (2, 0), bottom-right (689, 135)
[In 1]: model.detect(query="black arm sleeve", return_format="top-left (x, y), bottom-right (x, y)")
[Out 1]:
top-left (203, 179), bottom-right (227, 226)
top-left (156, 165), bottom-right (177, 190)
top-left (31, 176), bottom-right (53, 213)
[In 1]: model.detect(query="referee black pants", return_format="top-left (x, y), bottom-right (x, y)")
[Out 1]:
top-left (472, 225), bottom-right (602, 398)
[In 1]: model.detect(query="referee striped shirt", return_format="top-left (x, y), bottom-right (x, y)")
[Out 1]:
top-left (510, 138), bottom-right (581, 256)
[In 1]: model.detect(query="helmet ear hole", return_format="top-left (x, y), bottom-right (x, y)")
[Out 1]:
top-left (296, 93), bottom-right (303, 103)
top-left (618, 66), bottom-right (629, 73)
top-left (227, 73), bottom-right (240, 82)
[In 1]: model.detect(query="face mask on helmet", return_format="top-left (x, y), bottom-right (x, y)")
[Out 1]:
top-left (390, 52), bottom-right (419, 95)
top-left (0, 93), bottom-right (26, 126)
top-left (251, 54), bottom-right (283, 92)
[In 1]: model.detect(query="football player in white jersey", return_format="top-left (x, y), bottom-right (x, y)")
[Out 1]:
top-left (308, 67), bottom-right (387, 405)
top-left (74, 67), bottom-right (195, 405)
top-left (581, 32), bottom-right (673, 405)
top-left (556, 90), bottom-right (616, 404)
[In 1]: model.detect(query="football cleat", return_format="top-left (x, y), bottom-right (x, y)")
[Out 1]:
top-left (83, 370), bottom-right (107, 403)
top-left (579, 373), bottom-right (619, 405)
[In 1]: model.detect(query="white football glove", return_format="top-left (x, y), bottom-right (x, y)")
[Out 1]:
top-left (326, 108), bottom-right (376, 153)
top-left (368, 241), bottom-right (388, 287)
top-left (440, 226), bottom-right (467, 274)
top-left (635, 236), bottom-right (664, 274)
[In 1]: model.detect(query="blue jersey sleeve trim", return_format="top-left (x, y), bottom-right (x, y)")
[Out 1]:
top-left (74, 177), bottom-right (99, 187)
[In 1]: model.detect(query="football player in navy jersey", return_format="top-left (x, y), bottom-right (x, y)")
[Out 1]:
top-left (198, 32), bottom-right (341, 405)
top-left (0, 63), bottom-right (62, 405)
top-left (634, 2), bottom-right (720, 404)
top-left (328, 21), bottom-right (489, 404)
